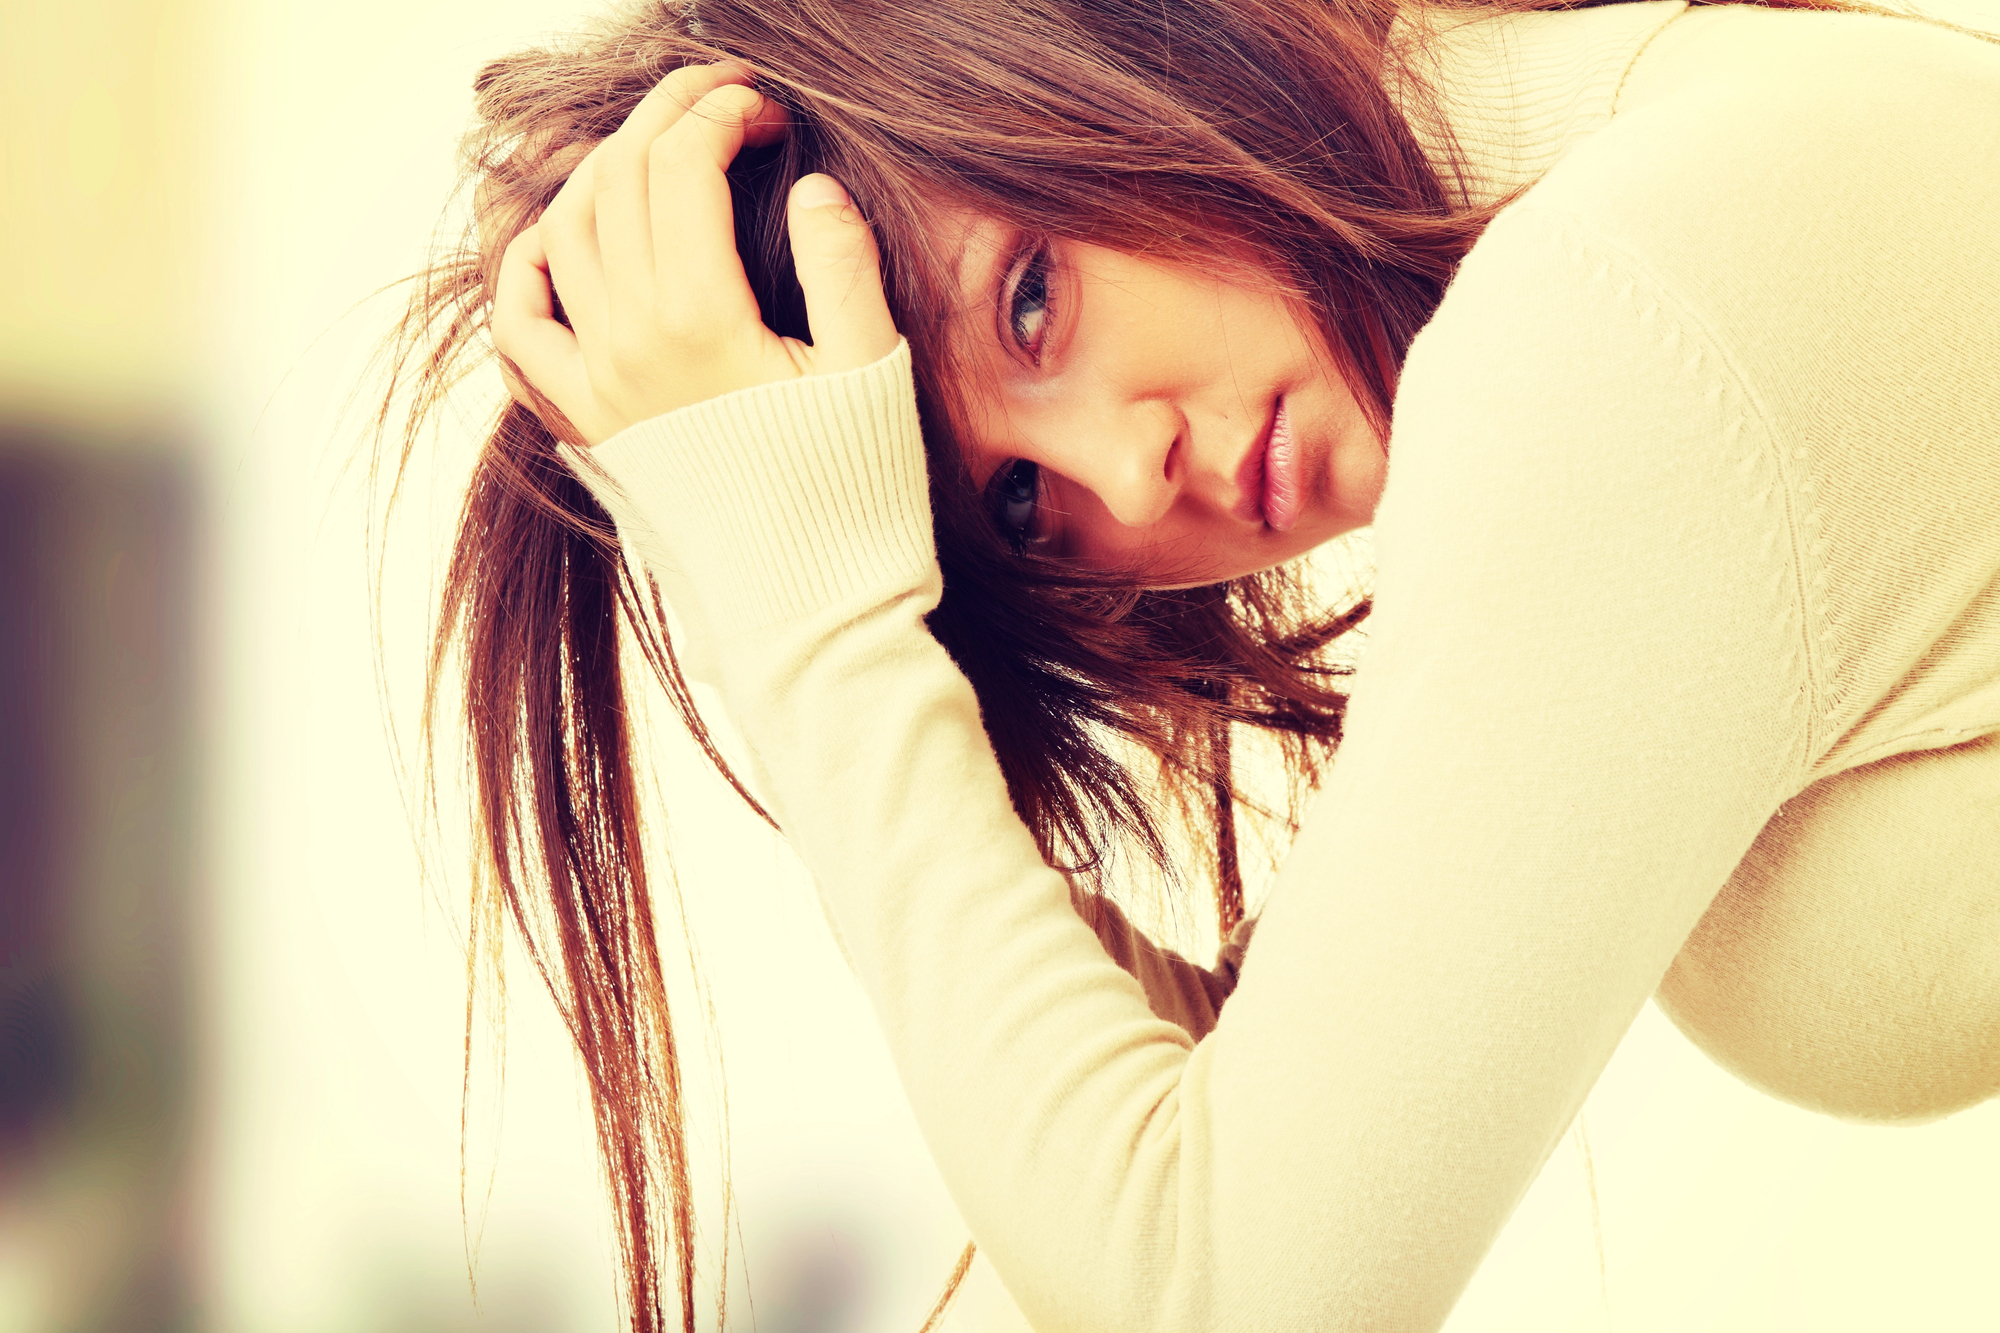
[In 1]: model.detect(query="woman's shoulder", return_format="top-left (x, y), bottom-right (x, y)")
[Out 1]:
top-left (1517, 0), bottom-right (2000, 287)
top-left (1453, 0), bottom-right (2000, 465)
top-left (1420, 1), bottom-right (2000, 781)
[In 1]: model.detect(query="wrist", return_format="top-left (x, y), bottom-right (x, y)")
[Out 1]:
top-left (584, 338), bottom-right (935, 637)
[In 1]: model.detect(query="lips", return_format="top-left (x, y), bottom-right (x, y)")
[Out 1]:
top-left (1226, 397), bottom-right (1301, 532)
top-left (1261, 398), bottom-right (1301, 533)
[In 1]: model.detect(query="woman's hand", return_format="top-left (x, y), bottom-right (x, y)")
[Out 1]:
top-left (492, 62), bottom-right (902, 446)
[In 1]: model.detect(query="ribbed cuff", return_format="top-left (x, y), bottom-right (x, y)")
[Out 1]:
top-left (584, 339), bottom-right (936, 638)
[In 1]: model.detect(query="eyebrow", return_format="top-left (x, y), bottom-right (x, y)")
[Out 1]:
top-left (950, 219), bottom-right (1017, 324)
top-left (949, 228), bottom-right (976, 303)
top-left (943, 222), bottom-right (1024, 493)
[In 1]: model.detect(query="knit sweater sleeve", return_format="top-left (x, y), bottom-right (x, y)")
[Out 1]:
top-left (564, 204), bottom-right (1813, 1331)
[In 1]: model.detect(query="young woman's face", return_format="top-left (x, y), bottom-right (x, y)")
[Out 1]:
top-left (942, 211), bottom-right (1389, 588)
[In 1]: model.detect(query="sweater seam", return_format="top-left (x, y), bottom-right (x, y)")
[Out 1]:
top-left (1607, 0), bottom-right (1694, 116)
top-left (1514, 204), bottom-right (1824, 791)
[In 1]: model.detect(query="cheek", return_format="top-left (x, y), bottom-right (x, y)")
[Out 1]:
top-left (1072, 263), bottom-right (1236, 374)
top-left (1326, 398), bottom-right (1391, 526)
top-left (1055, 490), bottom-right (1238, 586)
top-left (1036, 476), bottom-right (1167, 570)
top-left (1042, 475), bottom-right (1119, 560)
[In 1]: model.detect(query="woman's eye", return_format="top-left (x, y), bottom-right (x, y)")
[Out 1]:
top-left (993, 458), bottom-right (1042, 550)
top-left (1007, 246), bottom-right (1053, 360)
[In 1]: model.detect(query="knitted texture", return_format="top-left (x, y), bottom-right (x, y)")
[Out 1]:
top-left (581, 339), bottom-right (934, 638)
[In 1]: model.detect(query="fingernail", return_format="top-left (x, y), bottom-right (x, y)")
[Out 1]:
top-left (792, 174), bottom-right (850, 212)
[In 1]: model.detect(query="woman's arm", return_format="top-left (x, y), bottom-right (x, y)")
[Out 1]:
top-left (556, 202), bottom-right (1815, 1330)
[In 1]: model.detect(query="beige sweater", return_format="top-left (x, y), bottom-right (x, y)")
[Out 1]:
top-left (561, 2), bottom-right (2000, 1327)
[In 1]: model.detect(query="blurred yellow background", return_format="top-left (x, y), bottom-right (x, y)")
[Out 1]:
top-left (0, 1), bottom-right (1994, 1330)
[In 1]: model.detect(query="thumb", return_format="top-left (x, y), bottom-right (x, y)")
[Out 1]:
top-left (788, 174), bottom-right (900, 373)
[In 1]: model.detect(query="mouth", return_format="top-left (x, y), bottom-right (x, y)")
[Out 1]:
top-left (1231, 397), bottom-right (1301, 533)
top-left (1263, 398), bottom-right (1302, 532)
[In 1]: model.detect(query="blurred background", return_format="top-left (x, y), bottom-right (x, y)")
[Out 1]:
top-left (1, 0), bottom-right (1995, 1330)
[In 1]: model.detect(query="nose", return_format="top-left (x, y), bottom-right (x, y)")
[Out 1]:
top-left (1057, 395), bottom-right (1182, 530)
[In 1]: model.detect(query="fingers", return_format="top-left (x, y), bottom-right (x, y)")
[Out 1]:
top-left (492, 224), bottom-right (590, 422)
top-left (645, 82), bottom-right (772, 332)
top-left (534, 64), bottom-right (790, 375)
top-left (613, 60), bottom-right (760, 151)
top-left (787, 174), bottom-right (901, 372)
top-left (537, 141), bottom-right (609, 352)
top-left (594, 62), bottom-right (759, 285)
top-left (491, 66), bottom-right (855, 444)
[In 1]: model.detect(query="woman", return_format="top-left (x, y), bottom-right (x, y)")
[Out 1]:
top-left (382, 0), bottom-right (2000, 1328)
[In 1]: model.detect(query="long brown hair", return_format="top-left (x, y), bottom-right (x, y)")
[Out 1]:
top-left (371, 0), bottom-right (1980, 1327)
